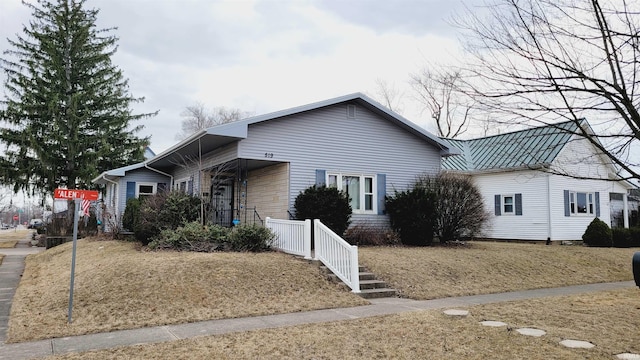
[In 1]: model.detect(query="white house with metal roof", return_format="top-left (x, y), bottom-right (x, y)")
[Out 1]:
top-left (441, 120), bottom-right (635, 242)
top-left (93, 93), bottom-right (457, 230)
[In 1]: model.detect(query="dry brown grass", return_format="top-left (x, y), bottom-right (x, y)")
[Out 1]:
top-left (0, 229), bottom-right (30, 248)
top-left (7, 239), bottom-right (368, 343)
top-left (47, 288), bottom-right (640, 360)
top-left (360, 242), bottom-right (637, 299)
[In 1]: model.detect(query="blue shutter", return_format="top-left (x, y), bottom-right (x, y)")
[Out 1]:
top-left (315, 169), bottom-right (326, 186)
top-left (126, 182), bottom-right (136, 200)
top-left (494, 195), bottom-right (501, 216)
top-left (515, 193), bottom-right (523, 216)
top-left (595, 192), bottom-right (600, 217)
top-left (187, 179), bottom-right (194, 195)
top-left (377, 174), bottom-right (386, 215)
top-left (564, 190), bottom-right (570, 217)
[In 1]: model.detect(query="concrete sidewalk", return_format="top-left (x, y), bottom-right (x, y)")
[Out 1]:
top-left (0, 278), bottom-right (634, 360)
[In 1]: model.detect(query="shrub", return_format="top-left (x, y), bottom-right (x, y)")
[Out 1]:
top-left (227, 224), bottom-right (275, 252)
top-left (149, 221), bottom-right (229, 252)
top-left (122, 198), bottom-right (141, 232)
top-left (612, 227), bottom-right (640, 248)
top-left (135, 191), bottom-right (202, 245)
top-left (294, 185), bottom-right (351, 236)
top-left (434, 173), bottom-right (488, 243)
top-left (386, 179), bottom-right (436, 246)
top-left (386, 173), bottom-right (488, 246)
top-left (343, 224), bottom-right (400, 246)
top-left (582, 218), bottom-right (612, 247)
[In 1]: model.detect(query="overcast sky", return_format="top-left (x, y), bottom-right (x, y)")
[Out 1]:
top-left (0, 0), bottom-right (477, 154)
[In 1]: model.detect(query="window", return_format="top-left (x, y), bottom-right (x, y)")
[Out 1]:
top-left (327, 173), bottom-right (376, 213)
top-left (136, 182), bottom-right (156, 199)
top-left (569, 191), bottom-right (594, 215)
top-left (503, 195), bottom-right (514, 214)
top-left (494, 193), bottom-right (522, 216)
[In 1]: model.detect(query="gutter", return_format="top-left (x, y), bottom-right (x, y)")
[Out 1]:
top-left (144, 163), bottom-right (174, 189)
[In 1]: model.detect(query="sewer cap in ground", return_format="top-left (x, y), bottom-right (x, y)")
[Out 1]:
top-left (515, 328), bottom-right (546, 337)
top-left (616, 354), bottom-right (640, 359)
top-left (559, 340), bottom-right (595, 349)
top-left (480, 320), bottom-right (507, 327)
top-left (443, 309), bottom-right (469, 316)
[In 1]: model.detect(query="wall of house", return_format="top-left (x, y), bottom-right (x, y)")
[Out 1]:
top-left (245, 163), bottom-right (290, 220)
top-left (473, 170), bottom-right (551, 241)
top-left (236, 102), bottom-right (443, 227)
top-left (114, 169), bottom-right (171, 217)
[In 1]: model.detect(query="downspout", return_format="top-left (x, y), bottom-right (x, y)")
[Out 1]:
top-left (546, 173), bottom-right (553, 243)
top-left (144, 163), bottom-right (174, 189)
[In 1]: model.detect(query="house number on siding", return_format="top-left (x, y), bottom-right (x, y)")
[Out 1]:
top-left (264, 152), bottom-right (274, 158)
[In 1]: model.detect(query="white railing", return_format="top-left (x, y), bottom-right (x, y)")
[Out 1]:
top-left (266, 217), bottom-right (312, 259)
top-left (314, 219), bottom-right (360, 293)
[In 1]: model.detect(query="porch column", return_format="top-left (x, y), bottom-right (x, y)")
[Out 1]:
top-left (623, 193), bottom-right (629, 228)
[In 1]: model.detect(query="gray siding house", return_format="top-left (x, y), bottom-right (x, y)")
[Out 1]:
top-left (93, 93), bottom-right (457, 229)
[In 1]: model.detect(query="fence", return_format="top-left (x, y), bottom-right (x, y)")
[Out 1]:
top-left (265, 217), bottom-right (312, 259)
top-left (314, 220), bottom-right (360, 293)
top-left (266, 217), bottom-right (360, 293)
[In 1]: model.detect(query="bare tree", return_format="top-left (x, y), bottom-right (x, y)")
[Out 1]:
top-left (411, 68), bottom-right (476, 138)
top-left (176, 103), bottom-right (251, 140)
top-left (457, 0), bottom-right (640, 180)
top-left (371, 78), bottom-right (405, 114)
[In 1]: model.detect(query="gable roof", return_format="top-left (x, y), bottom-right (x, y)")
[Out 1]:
top-left (441, 121), bottom-right (579, 172)
top-left (146, 92), bottom-right (458, 169)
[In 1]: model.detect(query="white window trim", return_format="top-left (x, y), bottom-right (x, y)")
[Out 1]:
top-left (569, 191), bottom-right (595, 216)
top-left (327, 172), bottom-right (376, 214)
top-left (501, 194), bottom-right (515, 215)
top-left (136, 182), bottom-right (157, 198)
top-left (174, 177), bottom-right (189, 192)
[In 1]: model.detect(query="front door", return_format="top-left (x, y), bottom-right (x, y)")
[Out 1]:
top-left (211, 179), bottom-right (233, 226)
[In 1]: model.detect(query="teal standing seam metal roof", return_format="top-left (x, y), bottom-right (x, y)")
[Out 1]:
top-left (441, 121), bottom-right (580, 172)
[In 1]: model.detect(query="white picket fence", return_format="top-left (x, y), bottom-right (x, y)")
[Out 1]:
top-left (265, 217), bottom-right (312, 259)
top-left (265, 217), bottom-right (360, 293)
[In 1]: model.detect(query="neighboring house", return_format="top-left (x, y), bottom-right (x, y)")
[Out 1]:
top-left (441, 120), bottom-right (636, 242)
top-left (93, 93), bottom-right (457, 229)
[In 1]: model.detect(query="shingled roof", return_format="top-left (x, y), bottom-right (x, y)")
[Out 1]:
top-left (441, 121), bottom-right (580, 172)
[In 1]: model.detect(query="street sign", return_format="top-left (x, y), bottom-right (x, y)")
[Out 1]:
top-left (54, 188), bottom-right (99, 201)
top-left (13, 215), bottom-right (18, 221)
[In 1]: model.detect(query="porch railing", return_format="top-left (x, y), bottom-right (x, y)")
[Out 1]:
top-left (266, 217), bottom-right (311, 259)
top-left (313, 219), bottom-right (360, 293)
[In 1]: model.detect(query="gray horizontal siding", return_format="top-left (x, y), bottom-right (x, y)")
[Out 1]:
top-left (238, 103), bottom-right (442, 226)
top-left (116, 169), bottom-right (171, 215)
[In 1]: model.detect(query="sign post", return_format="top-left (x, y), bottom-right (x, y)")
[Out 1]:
top-left (53, 188), bottom-right (99, 323)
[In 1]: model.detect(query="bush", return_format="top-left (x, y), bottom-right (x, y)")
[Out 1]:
top-left (343, 224), bottom-right (400, 246)
top-left (386, 181), bottom-right (436, 246)
top-left (149, 221), bottom-right (229, 252)
top-left (122, 198), bottom-right (141, 232)
top-left (294, 185), bottom-right (351, 236)
top-left (135, 191), bottom-right (202, 245)
top-left (434, 173), bottom-right (488, 243)
top-left (582, 218), bottom-right (612, 247)
top-left (386, 173), bottom-right (488, 246)
top-left (612, 227), bottom-right (640, 248)
top-left (227, 224), bottom-right (275, 252)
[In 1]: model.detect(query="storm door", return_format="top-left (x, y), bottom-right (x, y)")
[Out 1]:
top-left (211, 178), bottom-right (234, 226)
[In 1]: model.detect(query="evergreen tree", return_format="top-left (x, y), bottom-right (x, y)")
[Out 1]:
top-left (0, 0), bottom-right (155, 197)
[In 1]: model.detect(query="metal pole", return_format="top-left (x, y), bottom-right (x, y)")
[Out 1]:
top-left (68, 198), bottom-right (80, 323)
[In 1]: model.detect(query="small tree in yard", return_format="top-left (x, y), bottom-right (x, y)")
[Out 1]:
top-left (294, 185), bottom-right (351, 236)
top-left (135, 191), bottom-right (201, 245)
top-left (386, 180), bottom-right (437, 246)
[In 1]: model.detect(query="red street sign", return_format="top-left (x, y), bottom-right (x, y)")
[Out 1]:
top-left (13, 215), bottom-right (18, 221)
top-left (54, 188), bottom-right (99, 201)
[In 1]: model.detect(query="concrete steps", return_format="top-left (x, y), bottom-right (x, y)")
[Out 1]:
top-left (317, 264), bottom-right (397, 299)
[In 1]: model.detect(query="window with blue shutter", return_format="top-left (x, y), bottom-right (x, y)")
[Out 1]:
top-left (565, 190), bottom-right (598, 216)
top-left (315, 169), bottom-right (326, 186)
top-left (377, 174), bottom-right (386, 215)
